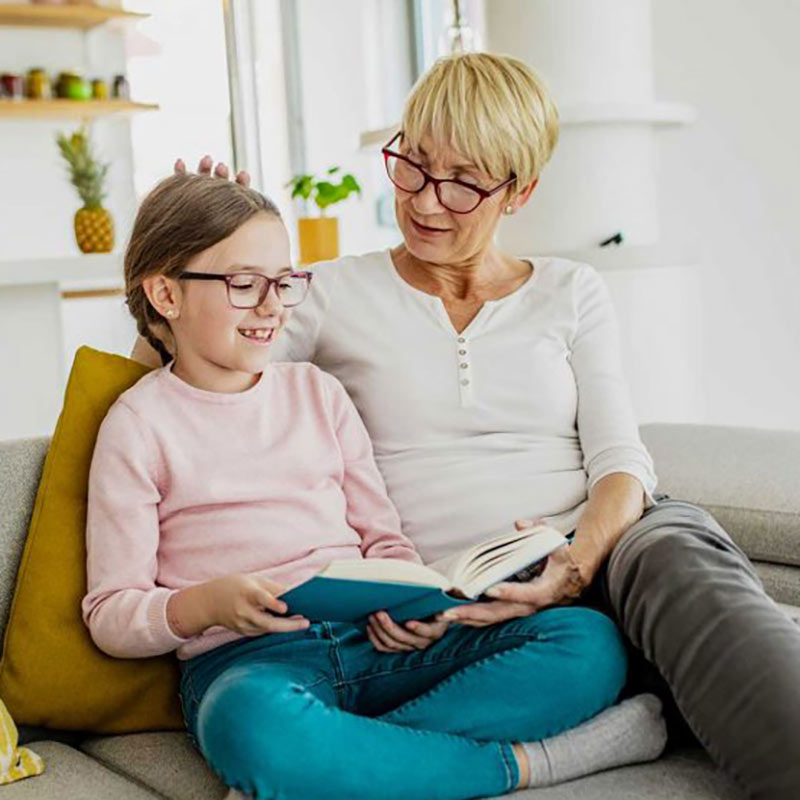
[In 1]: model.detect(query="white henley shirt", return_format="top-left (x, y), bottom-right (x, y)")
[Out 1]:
top-left (271, 250), bottom-right (657, 564)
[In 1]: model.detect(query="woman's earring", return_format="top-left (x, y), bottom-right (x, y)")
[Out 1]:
top-left (165, 310), bottom-right (177, 319)
top-left (504, 205), bottom-right (515, 216)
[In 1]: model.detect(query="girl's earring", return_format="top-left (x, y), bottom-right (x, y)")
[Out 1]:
top-left (504, 205), bottom-right (515, 216)
top-left (166, 310), bottom-right (177, 319)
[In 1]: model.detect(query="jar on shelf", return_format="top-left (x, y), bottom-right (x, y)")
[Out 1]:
top-left (91, 79), bottom-right (108, 101)
top-left (26, 68), bottom-right (51, 100)
top-left (55, 71), bottom-right (91, 101)
top-left (0, 73), bottom-right (24, 100)
top-left (111, 74), bottom-right (130, 101)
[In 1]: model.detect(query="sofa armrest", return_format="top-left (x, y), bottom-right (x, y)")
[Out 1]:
top-left (0, 437), bottom-right (50, 639)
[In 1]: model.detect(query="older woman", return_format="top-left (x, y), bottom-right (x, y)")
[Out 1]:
top-left (138, 52), bottom-right (800, 799)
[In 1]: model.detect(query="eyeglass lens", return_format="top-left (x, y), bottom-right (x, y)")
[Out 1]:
top-left (228, 274), bottom-right (308, 308)
top-left (385, 155), bottom-right (482, 213)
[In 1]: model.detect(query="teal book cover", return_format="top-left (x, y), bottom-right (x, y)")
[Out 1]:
top-left (279, 576), bottom-right (475, 625)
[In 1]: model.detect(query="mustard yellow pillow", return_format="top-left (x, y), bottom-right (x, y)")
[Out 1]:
top-left (0, 346), bottom-right (184, 734)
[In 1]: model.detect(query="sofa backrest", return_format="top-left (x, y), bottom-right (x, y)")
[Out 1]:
top-left (640, 423), bottom-right (800, 569)
top-left (0, 438), bottom-right (48, 642)
top-left (1, 424), bottom-right (798, 646)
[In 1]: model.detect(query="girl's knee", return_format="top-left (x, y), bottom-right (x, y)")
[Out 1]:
top-left (545, 608), bottom-right (628, 707)
top-left (197, 664), bottom-right (319, 795)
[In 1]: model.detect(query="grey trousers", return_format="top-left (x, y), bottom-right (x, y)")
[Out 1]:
top-left (581, 497), bottom-right (800, 799)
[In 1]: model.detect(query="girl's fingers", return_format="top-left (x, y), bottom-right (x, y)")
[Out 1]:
top-left (174, 158), bottom-right (186, 175)
top-left (235, 170), bottom-right (251, 187)
top-left (263, 614), bottom-right (309, 633)
top-left (405, 619), bottom-right (447, 639)
top-left (214, 162), bottom-right (229, 179)
top-left (366, 623), bottom-right (392, 652)
top-left (197, 155), bottom-right (214, 175)
top-left (258, 592), bottom-right (287, 615)
top-left (372, 611), bottom-right (430, 649)
top-left (367, 618), bottom-right (413, 651)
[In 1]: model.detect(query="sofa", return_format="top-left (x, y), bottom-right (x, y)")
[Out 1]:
top-left (1, 422), bottom-right (798, 799)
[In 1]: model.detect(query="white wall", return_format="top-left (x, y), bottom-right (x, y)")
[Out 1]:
top-left (652, 0), bottom-right (800, 431)
top-left (294, 0), bottom-right (414, 256)
top-left (0, 25), bottom-right (135, 261)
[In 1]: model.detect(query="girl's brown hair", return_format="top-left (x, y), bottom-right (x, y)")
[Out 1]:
top-left (125, 173), bottom-right (281, 365)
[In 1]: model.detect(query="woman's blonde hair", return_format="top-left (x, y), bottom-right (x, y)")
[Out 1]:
top-left (125, 174), bottom-right (281, 365)
top-left (401, 52), bottom-right (559, 194)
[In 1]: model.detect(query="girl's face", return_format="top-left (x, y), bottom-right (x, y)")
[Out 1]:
top-left (163, 214), bottom-right (293, 393)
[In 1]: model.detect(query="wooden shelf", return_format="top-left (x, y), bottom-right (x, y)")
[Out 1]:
top-left (0, 99), bottom-right (158, 119)
top-left (0, 3), bottom-right (147, 30)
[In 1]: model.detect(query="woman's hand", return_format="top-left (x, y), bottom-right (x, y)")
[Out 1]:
top-left (367, 610), bottom-right (449, 652)
top-left (203, 574), bottom-right (309, 636)
top-left (434, 520), bottom-right (589, 628)
top-left (174, 155), bottom-right (251, 187)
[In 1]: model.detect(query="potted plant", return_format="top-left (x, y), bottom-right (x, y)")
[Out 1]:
top-left (286, 167), bottom-right (361, 265)
top-left (56, 126), bottom-right (114, 254)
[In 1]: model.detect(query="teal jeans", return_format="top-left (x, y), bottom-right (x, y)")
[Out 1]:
top-left (179, 607), bottom-right (626, 800)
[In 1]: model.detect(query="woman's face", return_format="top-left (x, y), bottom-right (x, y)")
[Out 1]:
top-left (393, 134), bottom-right (512, 265)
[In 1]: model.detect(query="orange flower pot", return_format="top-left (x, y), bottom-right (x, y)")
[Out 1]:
top-left (298, 217), bottom-right (339, 265)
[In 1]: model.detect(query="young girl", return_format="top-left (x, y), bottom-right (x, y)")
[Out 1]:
top-left (83, 174), bottom-right (664, 800)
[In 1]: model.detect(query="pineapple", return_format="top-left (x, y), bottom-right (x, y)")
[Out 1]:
top-left (56, 127), bottom-right (114, 253)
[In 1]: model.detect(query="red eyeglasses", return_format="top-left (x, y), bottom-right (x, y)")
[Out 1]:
top-left (382, 132), bottom-right (516, 214)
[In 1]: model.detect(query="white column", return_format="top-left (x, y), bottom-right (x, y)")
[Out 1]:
top-left (485, 0), bottom-right (704, 424)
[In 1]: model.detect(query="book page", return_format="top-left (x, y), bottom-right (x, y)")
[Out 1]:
top-left (458, 528), bottom-right (568, 597)
top-left (319, 558), bottom-right (451, 590)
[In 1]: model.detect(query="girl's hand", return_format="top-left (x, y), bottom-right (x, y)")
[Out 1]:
top-left (204, 574), bottom-right (309, 636)
top-left (366, 610), bottom-right (449, 652)
top-left (434, 519), bottom-right (588, 628)
top-left (174, 155), bottom-right (251, 187)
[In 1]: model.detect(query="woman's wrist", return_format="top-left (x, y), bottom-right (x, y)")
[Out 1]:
top-left (566, 534), bottom-right (604, 590)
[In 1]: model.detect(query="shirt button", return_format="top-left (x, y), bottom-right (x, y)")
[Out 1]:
top-left (460, 363), bottom-right (469, 369)
top-left (461, 379), bottom-right (470, 386)
top-left (458, 349), bottom-right (467, 355)
top-left (457, 337), bottom-right (466, 343)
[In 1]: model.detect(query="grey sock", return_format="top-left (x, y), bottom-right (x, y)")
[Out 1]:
top-left (521, 694), bottom-right (667, 787)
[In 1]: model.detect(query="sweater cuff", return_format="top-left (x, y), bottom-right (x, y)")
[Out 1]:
top-left (147, 588), bottom-right (196, 651)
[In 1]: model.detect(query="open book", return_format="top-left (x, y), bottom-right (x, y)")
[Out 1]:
top-left (279, 524), bottom-right (569, 624)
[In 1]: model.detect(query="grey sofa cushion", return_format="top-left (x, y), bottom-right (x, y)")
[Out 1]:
top-left (754, 562), bottom-right (800, 608)
top-left (641, 424), bottom-right (800, 569)
top-left (0, 740), bottom-right (158, 798)
top-left (80, 731), bottom-right (745, 800)
top-left (504, 747), bottom-right (745, 799)
top-left (81, 731), bottom-right (227, 800)
top-left (0, 437), bottom-right (48, 639)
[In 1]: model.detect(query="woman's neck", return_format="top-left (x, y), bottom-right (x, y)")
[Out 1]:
top-left (391, 245), bottom-right (531, 302)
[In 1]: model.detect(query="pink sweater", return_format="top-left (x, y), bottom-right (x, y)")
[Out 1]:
top-left (82, 362), bottom-right (421, 661)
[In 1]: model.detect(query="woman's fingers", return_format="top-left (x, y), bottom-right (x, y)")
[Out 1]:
top-left (437, 600), bottom-right (534, 626)
top-left (197, 154), bottom-right (214, 175)
top-left (174, 156), bottom-right (249, 186)
top-left (514, 517), bottom-right (546, 531)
